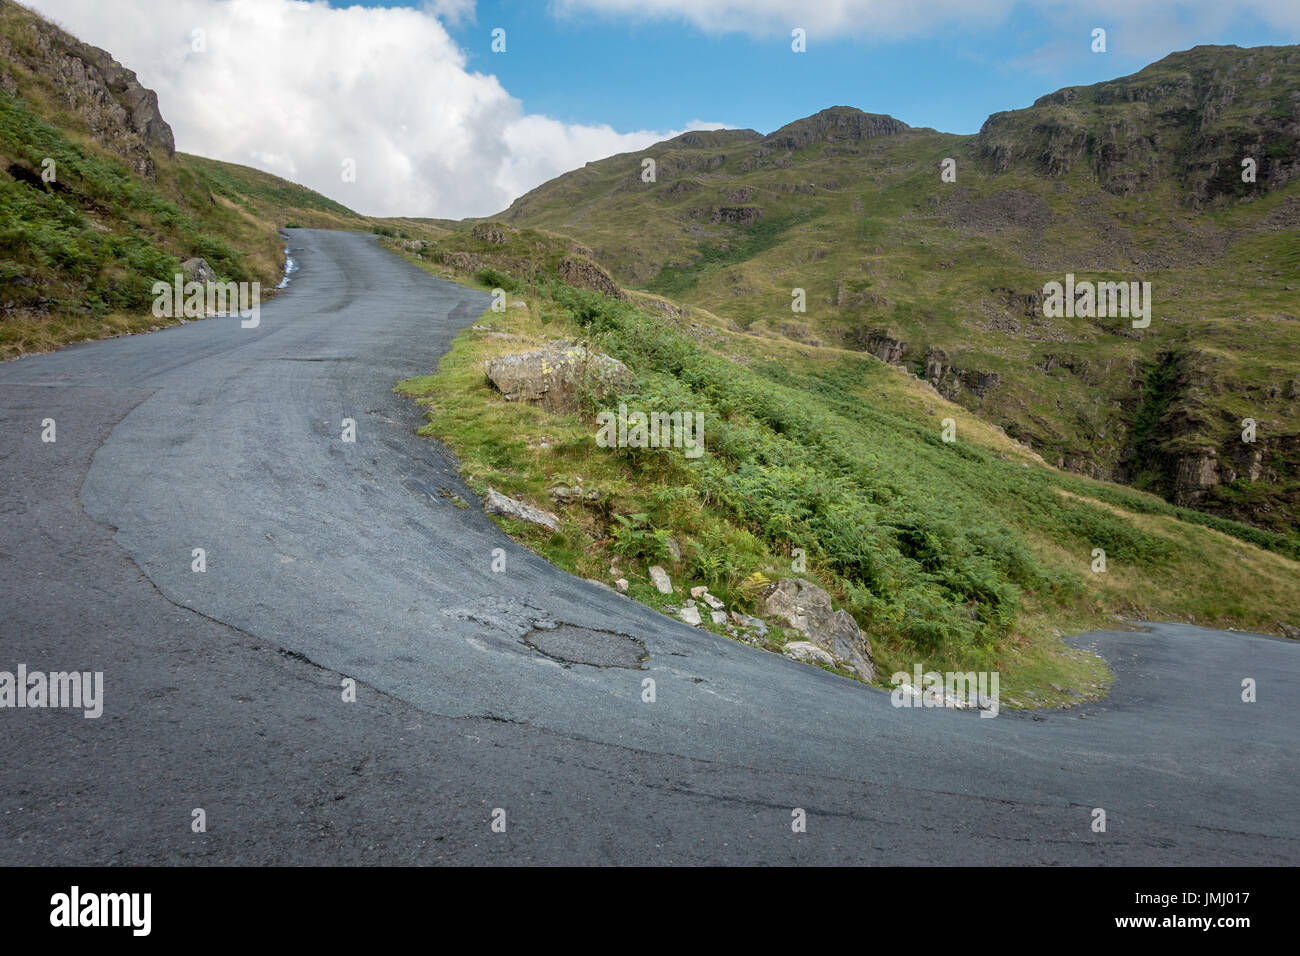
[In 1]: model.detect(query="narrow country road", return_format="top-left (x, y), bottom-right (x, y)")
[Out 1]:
top-left (1, 229), bottom-right (1296, 864)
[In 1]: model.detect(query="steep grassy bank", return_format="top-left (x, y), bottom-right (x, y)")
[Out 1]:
top-left (393, 229), bottom-right (1300, 705)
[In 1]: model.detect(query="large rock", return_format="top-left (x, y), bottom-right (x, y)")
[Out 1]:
top-left (483, 345), bottom-right (631, 413)
top-left (557, 255), bottom-right (626, 299)
top-left (483, 488), bottom-right (560, 532)
top-left (180, 257), bottom-right (217, 284)
top-left (755, 578), bottom-right (874, 679)
top-left (783, 641), bottom-right (836, 666)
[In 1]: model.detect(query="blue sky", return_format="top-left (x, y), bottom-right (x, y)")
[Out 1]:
top-left (28, 0), bottom-right (1300, 217)
top-left (371, 0), bottom-right (1300, 136)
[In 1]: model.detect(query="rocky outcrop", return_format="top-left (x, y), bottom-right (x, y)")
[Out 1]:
top-left (709, 206), bottom-right (761, 226)
top-left (923, 347), bottom-right (1001, 400)
top-left (434, 250), bottom-right (483, 271)
top-left (975, 45), bottom-right (1300, 205)
top-left (1172, 449), bottom-right (1220, 506)
top-left (483, 489), bottom-right (560, 532)
top-left (557, 255), bottom-right (626, 299)
top-left (848, 328), bottom-right (907, 364)
top-left (483, 345), bottom-right (632, 413)
top-left (0, 0), bottom-right (175, 180)
top-left (755, 578), bottom-right (874, 679)
top-left (471, 223), bottom-right (510, 245)
top-left (688, 205), bottom-right (763, 226)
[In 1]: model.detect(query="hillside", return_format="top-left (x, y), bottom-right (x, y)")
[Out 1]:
top-left (0, 0), bottom-right (442, 357)
top-left (391, 223), bottom-right (1300, 699)
top-left (489, 46), bottom-right (1300, 539)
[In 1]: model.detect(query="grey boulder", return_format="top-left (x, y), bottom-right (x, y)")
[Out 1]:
top-left (755, 578), bottom-right (874, 680)
top-left (483, 488), bottom-right (560, 532)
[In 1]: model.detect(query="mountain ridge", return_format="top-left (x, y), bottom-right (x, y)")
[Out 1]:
top-left (481, 44), bottom-right (1300, 537)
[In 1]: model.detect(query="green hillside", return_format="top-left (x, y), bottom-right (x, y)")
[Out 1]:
top-left (393, 225), bottom-right (1300, 701)
top-left (490, 46), bottom-right (1300, 538)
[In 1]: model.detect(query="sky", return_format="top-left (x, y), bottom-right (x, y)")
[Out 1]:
top-left (23, 0), bottom-right (1300, 219)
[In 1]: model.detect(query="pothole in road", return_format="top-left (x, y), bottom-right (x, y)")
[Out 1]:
top-left (523, 623), bottom-right (649, 669)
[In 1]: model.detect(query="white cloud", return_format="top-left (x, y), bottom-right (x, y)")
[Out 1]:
top-left (556, 0), bottom-right (1300, 44)
top-left (24, 0), bottom-right (719, 218)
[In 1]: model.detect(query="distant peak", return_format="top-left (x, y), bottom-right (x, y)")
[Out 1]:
top-left (663, 128), bottom-right (763, 148)
top-left (761, 107), bottom-right (910, 150)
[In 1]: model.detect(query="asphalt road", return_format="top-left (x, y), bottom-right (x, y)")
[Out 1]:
top-left (1, 229), bottom-right (1296, 864)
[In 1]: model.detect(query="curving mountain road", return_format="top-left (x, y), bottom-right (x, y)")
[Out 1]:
top-left (1, 229), bottom-right (1297, 864)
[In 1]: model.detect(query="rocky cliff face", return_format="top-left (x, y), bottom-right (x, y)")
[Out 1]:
top-left (1108, 349), bottom-right (1300, 532)
top-left (975, 45), bottom-right (1300, 205)
top-left (0, 0), bottom-right (174, 180)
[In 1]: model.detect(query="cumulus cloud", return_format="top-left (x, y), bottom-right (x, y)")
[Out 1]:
top-left (25, 0), bottom-right (722, 218)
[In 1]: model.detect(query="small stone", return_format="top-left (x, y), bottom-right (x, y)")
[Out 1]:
top-left (615, 578), bottom-right (629, 593)
top-left (710, 610), bottom-right (728, 626)
top-left (648, 565), bottom-right (673, 595)
top-left (679, 605), bottom-right (702, 626)
top-left (730, 611), bottom-right (769, 637)
top-left (690, 585), bottom-right (708, 599)
top-left (702, 592), bottom-right (725, 610)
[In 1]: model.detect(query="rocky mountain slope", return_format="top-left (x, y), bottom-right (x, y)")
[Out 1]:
top-left (485, 47), bottom-right (1300, 538)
